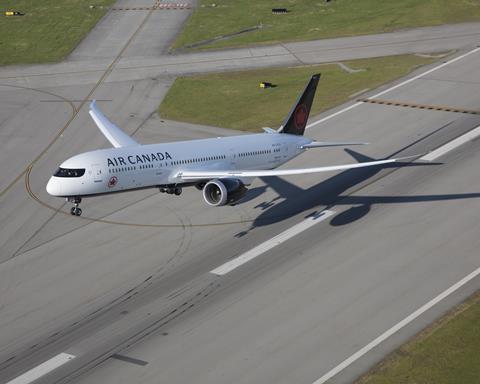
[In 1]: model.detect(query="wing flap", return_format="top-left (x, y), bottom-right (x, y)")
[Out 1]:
top-left (89, 100), bottom-right (139, 148)
top-left (175, 156), bottom-right (418, 180)
top-left (301, 141), bottom-right (368, 149)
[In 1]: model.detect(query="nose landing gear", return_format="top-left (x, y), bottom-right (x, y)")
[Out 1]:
top-left (159, 186), bottom-right (182, 196)
top-left (67, 197), bottom-right (82, 216)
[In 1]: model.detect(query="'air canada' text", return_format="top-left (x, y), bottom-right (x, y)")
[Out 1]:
top-left (107, 152), bottom-right (172, 167)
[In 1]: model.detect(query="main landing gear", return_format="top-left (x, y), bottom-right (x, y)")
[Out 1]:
top-left (159, 186), bottom-right (182, 196)
top-left (67, 197), bottom-right (82, 216)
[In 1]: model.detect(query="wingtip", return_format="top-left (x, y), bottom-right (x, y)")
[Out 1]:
top-left (90, 99), bottom-right (97, 110)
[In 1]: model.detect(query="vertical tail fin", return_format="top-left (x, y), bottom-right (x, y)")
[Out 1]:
top-left (278, 73), bottom-right (320, 136)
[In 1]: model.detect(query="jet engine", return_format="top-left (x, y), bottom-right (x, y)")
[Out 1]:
top-left (202, 179), bottom-right (248, 206)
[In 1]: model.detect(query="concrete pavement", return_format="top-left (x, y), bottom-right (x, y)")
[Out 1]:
top-left (1, 4), bottom-right (480, 384)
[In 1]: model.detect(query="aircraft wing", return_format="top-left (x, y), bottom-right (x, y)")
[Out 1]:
top-left (175, 156), bottom-right (417, 180)
top-left (301, 141), bottom-right (368, 149)
top-left (89, 100), bottom-right (139, 148)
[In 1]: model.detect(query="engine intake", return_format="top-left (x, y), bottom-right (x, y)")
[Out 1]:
top-left (202, 179), bottom-right (248, 206)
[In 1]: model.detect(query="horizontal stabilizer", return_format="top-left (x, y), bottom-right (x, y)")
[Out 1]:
top-left (175, 155), bottom-right (419, 180)
top-left (262, 127), bottom-right (277, 134)
top-left (301, 141), bottom-right (368, 149)
top-left (89, 100), bottom-right (139, 148)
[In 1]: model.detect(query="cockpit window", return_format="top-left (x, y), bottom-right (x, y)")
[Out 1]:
top-left (54, 167), bottom-right (85, 178)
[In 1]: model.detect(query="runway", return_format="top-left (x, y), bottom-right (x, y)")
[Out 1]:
top-left (1, 2), bottom-right (480, 383)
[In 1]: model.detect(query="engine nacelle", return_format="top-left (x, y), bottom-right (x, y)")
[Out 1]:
top-left (202, 179), bottom-right (248, 206)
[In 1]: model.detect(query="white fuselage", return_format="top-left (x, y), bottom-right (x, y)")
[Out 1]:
top-left (46, 133), bottom-right (311, 198)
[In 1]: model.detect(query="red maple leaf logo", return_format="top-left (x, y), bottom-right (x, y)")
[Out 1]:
top-left (108, 176), bottom-right (118, 188)
top-left (294, 104), bottom-right (308, 130)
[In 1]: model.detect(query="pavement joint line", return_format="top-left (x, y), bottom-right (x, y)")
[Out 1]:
top-left (290, 32), bottom-right (480, 56)
top-left (420, 124), bottom-right (480, 161)
top-left (210, 210), bottom-right (335, 276)
top-left (0, 85), bottom-right (77, 199)
top-left (358, 98), bottom-right (480, 115)
top-left (280, 43), bottom-right (306, 65)
top-left (5, 353), bottom-right (75, 384)
top-left (306, 46), bottom-right (480, 130)
top-left (110, 354), bottom-right (148, 366)
top-left (311, 265), bottom-right (480, 384)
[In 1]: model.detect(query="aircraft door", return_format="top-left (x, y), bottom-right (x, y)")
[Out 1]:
top-left (282, 142), bottom-right (289, 159)
top-left (91, 164), bottom-right (103, 183)
top-left (229, 148), bottom-right (237, 169)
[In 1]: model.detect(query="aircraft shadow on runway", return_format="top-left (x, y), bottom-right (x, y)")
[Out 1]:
top-left (234, 149), bottom-right (480, 237)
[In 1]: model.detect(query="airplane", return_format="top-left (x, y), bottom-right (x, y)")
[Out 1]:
top-left (46, 74), bottom-right (415, 216)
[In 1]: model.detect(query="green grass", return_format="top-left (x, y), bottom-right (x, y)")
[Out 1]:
top-left (0, 0), bottom-right (115, 65)
top-left (356, 291), bottom-right (480, 384)
top-left (159, 54), bottom-right (437, 131)
top-left (172, 0), bottom-right (480, 51)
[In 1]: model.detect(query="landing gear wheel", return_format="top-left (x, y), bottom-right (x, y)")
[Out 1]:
top-left (67, 197), bottom-right (83, 216)
top-left (70, 207), bottom-right (82, 216)
top-left (160, 186), bottom-right (182, 195)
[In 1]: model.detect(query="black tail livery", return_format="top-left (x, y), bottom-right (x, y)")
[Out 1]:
top-left (279, 73), bottom-right (320, 136)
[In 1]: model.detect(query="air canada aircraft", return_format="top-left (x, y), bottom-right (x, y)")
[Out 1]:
top-left (47, 74), bottom-right (413, 216)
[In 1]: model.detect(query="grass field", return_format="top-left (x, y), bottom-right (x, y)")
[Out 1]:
top-left (356, 291), bottom-right (480, 384)
top-left (0, 0), bottom-right (115, 65)
top-left (159, 54), bottom-right (437, 131)
top-left (172, 0), bottom-right (480, 50)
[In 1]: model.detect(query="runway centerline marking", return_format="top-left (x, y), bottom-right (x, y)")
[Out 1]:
top-left (311, 266), bottom-right (480, 384)
top-left (306, 47), bottom-right (480, 129)
top-left (210, 210), bottom-right (335, 276)
top-left (420, 124), bottom-right (480, 161)
top-left (6, 353), bottom-right (75, 384)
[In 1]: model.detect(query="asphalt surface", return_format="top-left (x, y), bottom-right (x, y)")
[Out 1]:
top-left (1, 2), bottom-right (480, 384)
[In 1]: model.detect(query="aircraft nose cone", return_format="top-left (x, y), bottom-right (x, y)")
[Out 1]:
top-left (46, 177), bottom-right (62, 196)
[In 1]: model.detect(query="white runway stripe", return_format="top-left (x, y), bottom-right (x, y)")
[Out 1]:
top-left (420, 124), bottom-right (480, 161)
top-left (306, 47), bottom-right (480, 130)
top-left (210, 210), bottom-right (335, 276)
top-left (312, 266), bottom-right (480, 384)
top-left (6, 353), bottom-right (75, 384)
top-left (301, 47), bottom-right (480, 384)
